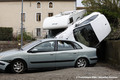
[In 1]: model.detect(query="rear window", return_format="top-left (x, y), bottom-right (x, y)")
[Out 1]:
top-left (73, 42), bottom-right (82, 49)
top-left (57, 41), bottom-right (75, 51)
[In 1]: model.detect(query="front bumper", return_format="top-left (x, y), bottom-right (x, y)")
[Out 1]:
top-left (0, 61), bottom-right (10, 71)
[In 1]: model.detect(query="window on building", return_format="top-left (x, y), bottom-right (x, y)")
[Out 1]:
top-left (36, 13), bottom-right (41, 21)
top-left (36, 28), bottom-right (41, 36)
top-left (49, 2), bottom-right (53, 8)
top-left (37, 2), bottom-right (41, 8)
top-left (21, 13), bottom-right (25, 22)
top-left (48, 13), bottom-right (53, 17)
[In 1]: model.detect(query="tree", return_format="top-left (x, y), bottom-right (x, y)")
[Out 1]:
top-left (82, 0), bottom-right (120, 27)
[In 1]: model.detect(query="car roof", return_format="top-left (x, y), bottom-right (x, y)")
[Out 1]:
top-left (39, 38), bottom-right (75, 42)
top-left (22, 38), bottom-right (89, 50)
top-left (22, 38), bottom-right (76, 50)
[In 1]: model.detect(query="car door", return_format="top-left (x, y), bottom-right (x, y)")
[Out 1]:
top-left (55, 41), bottom-right (79, 67)
top-left (28, 41), bottom-right (56, 68)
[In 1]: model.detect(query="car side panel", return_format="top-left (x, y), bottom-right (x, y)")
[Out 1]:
top-left (55, 50), bottom-right (80, 67)
top-left (75, 48), bottom-right (97, 65)
top-left (28, 52), bottom-right (56, 68)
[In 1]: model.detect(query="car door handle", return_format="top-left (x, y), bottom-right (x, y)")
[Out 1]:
top-left (73, 53), bottom-right (77, 54)
top-left (50, 54), bottom-right (54, 55)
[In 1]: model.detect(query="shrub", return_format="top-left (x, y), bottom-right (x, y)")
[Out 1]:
top-left (17, 32), bottom-right (35, 41)
top-left (0, 27), bottom-right (13, 41)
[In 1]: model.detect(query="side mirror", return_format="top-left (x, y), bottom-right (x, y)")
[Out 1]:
top-left (27, 50), bottom-right (33, 53)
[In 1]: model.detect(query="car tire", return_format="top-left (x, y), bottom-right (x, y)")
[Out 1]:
top-left (75, 58), bottom-right (89, 68)
top-left (11, 60), bottom-right (26, 73)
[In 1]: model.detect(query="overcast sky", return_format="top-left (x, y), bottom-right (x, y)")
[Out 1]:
top-left (76, 0), bottom-right (84, 7)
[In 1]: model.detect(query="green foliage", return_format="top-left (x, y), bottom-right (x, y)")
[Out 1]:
top-left (82, 0), bottom-right (120, 27)
top-left (0, 27), bottom-right (13, 41)
top-left (17, 32), bottom-right (35, 41)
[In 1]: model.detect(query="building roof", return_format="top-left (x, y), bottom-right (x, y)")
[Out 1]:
top-left (0, 0), bottom-right (75, 2)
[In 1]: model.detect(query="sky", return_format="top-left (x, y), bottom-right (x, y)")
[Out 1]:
top-left (76, 0), bottom-right (84, 7)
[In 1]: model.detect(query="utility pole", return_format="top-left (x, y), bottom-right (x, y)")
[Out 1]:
top-left (21, 0), bottom-right (23, 49)
top-left (75, 0), bottom-right (77, 10)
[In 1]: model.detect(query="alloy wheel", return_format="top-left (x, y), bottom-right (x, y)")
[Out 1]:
top-left (76, 58), bottom-right (88, 67)
top-left (11, 60), bottom-right (25, 73)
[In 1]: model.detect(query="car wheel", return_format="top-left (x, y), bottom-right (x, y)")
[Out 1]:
top-left (75, 58), bottom-right (88, 67)
top-left (11, 60), bottom-right (26, 73)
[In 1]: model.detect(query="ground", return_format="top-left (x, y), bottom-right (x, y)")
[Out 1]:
top-left (0, 63), bottom-right (120, 80)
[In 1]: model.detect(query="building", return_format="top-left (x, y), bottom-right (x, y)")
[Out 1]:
top-left (0, 0), bottom-right (76, 38)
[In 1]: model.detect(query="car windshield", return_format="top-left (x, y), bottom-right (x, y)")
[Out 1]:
top-left (73, 24), bottom-right (99, 47)
top-left (22, 40), bottom-right (41, 50)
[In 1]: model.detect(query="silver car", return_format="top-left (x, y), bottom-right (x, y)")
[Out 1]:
top-left (0, 39), bottom-right (97, 73)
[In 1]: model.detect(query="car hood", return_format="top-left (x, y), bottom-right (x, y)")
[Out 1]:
top-left (0, 49), bottom-right (22, 57)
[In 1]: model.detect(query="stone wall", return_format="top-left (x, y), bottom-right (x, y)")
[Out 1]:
top-left (0, 41), bottom-right (18, 52)
top-left (0, 41), bottom-right (31, 52)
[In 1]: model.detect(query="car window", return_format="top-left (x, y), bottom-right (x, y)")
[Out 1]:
top-left (30, 41), bottom-right (55, 52)
top-left (73, 42), bottom-right (82, 49)
top-left (57, 41), bottom-right (75, 51)
top-left (22, 40), bottom-right (40, 50)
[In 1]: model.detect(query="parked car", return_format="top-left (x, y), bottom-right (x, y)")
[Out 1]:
top-left (0, 39), bottom-right (97, 73)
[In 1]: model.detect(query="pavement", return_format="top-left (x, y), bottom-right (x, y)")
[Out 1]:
top-left (0, 62), bottom-right (120, 80)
